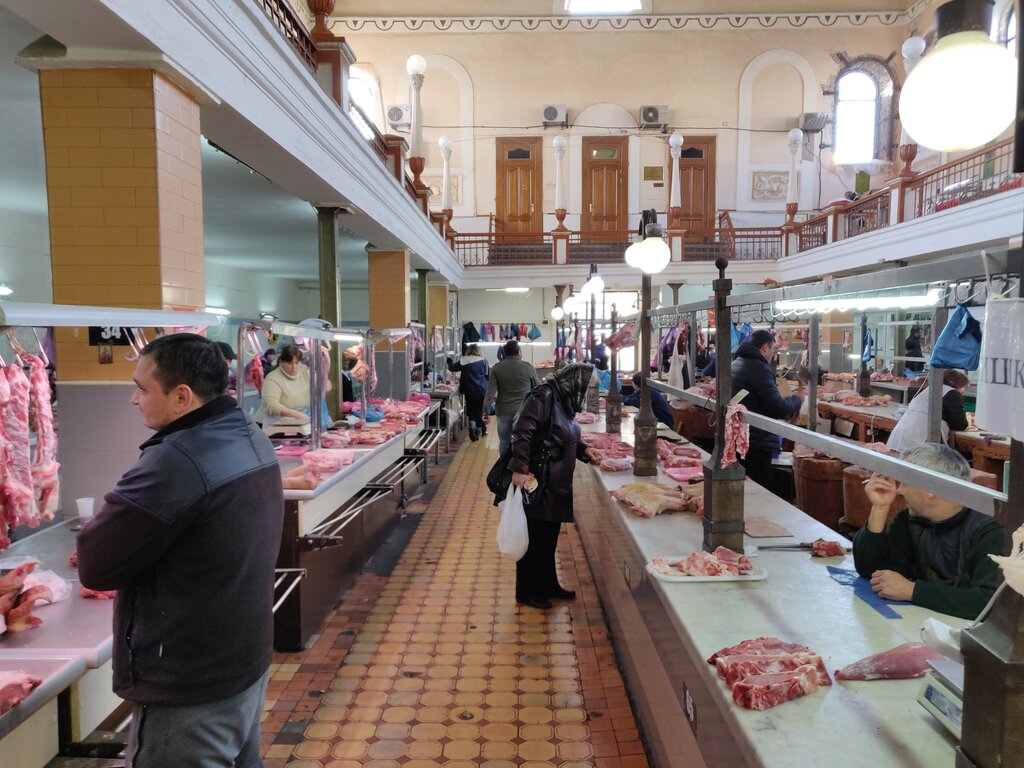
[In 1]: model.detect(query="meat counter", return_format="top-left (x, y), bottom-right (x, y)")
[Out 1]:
top-left (0, 521), bottom-right (122, 768)
top-left (573, 416), bottom-right (961, 768)
top-left (274, 407), bottom-right (442, 651)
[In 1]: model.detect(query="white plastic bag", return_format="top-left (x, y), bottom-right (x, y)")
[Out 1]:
top-left (23, 569), bottom-right (73, 604)
top-left (496, 486), bottom-right (529, 561)
top-left (667, 348), bottom-right (685, 391)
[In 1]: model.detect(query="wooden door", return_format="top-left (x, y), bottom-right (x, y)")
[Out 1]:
top-left (669, 135), bottom-right (716, 238)
top-left (582, 136), bottom-right (628, 231)
top-left (495, 137), bottom-right (542, 233)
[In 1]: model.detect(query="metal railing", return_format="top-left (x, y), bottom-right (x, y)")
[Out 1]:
top-left (908, 137), bottom-right (1019, 217)
top-left (348, 103), bottom-right (389, 164)
top-left (452, 232), bottom-right (553, 266)
top-left (255, 0), bottom-right (317, 71)
top-left (567, 230), bottom-right (633, 264)
top-left (683, 228), bottom-right (782, 261)
top-left (793, 212), bottom-right (829, 253)
top-left (842, 188), bottom-right (891, 238)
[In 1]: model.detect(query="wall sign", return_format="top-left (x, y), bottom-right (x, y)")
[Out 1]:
top-left (88, 326), bottom-right (131, 346)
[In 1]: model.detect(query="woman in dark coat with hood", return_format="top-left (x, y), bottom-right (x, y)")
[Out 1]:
top-left (508, 363), bottom-right (598, 609)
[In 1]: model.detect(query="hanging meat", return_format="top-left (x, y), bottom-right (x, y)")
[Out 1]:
top-left (25, 354), bottom-right (59, 522)
top-left (720, 403), bottom-right (749, 469)
top-left (2, 364), bottom-right (36, 533)
top-left (246, 357), bottom-right (264, 394)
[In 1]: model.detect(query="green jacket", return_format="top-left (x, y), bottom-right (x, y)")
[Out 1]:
top-left (484, 357), bottom-right (540, 417)
top-left (853, 507), bottom-right (1004, 620)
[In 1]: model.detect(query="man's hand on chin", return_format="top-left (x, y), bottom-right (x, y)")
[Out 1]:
top-left (870, 569), bottom-right (915, 601)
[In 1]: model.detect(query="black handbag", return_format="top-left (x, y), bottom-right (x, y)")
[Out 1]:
top-left (486, 446), bottom-right (514, 502)
top-left (485, 386), bottom-right (557, 507)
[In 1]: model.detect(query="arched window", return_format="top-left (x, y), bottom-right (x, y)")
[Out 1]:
top-left (1005, 7), bottom-right (1017, 57)
top-left (828, 56), bottom-right (896, 164)
top-left (348, 67), bottom-right (383, 128)
top-left (833, 72), bottom-right (878, 163)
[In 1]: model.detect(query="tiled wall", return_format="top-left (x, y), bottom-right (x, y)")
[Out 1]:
top-left (427, 284), bottom-right (449, 329)
top-left (39, 68), bottom-right (204, 381)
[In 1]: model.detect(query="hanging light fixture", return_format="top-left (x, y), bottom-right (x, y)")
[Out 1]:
top-left (632, 221), bottom-right (671, 274)
top-left (550, 305), bottom-right (565, 320)
top-left (581, 263), bottom-right (604, 297)
top-left (899, 0), bottom-right (1017, 152)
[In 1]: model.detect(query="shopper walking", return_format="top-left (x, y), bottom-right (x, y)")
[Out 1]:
top-left (449, 343), bottom-right (490, 441)
top-left (77, 333), bottom-right (283, 768)
top-left (508, 362), bottom-right (598, 609)
top-left (484, 339), bottom-right (541, 455)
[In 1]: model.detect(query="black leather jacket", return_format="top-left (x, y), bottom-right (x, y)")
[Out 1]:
top-left (78, 397), bottom-right (284, 705)
top-left (730, 342), bottom-right (801, 452)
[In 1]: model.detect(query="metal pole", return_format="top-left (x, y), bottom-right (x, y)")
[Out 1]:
top-left (307, 340), bottom-right (322, 449)
top-left (234, 324), bottom-right (247, 410)
top-left (633, 274), bottom-right (658, 476)
top-left (687, 311), bottom-right (697, 388)
top-left (808, 313), bottom-right (820, 433)
top-left (926, 306), bottom-right (948, 444)
top-left (606, 305), bottom-right (622, 434)
top-left (703, 256), bottom-right (745, 553)
top-left (857, 312), bottom-right (872, 397)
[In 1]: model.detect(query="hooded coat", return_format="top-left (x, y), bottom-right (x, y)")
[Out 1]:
top-left (508, 363), bottom-right (594, 523)
top-left (730, 341), bottom-right (800, 452)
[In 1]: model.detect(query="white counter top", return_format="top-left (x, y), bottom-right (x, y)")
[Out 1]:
top-left (578, 417), bottom-right (961, 767)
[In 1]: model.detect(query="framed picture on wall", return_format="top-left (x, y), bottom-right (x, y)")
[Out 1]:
top-left (751, 170), bottom-right (790, 202)
top-left (424, 173), bottom-right (462, 207)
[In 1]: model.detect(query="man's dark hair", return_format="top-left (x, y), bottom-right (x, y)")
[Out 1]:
top-left (910, 326), bottom-right (922, 335)
top-left (750, 329), bottom-right (774, 349)
top-left (278, 344), bottom-right (303, 364)
top-left (140, 333), bottom-right (228, 401)
top-left (504, 339), bottom-right (520, 357)
top-left (632, 372), bottom-right (643, 388)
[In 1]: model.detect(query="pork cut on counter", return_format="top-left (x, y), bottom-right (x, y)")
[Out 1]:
top-left (732, 664), bottom-right (822, 710)
top-left (3, 584), bottom-right (53, 632)
top-left (835, 642), bottom-right (943, 681)
top-left (716, 653), bottom-right (833, 687)
top-left (0, 561), bottom-right (37, 594)
top-left (707, 637), bottom-right (813, 665)
top-left (0, 670), bottom-right (42, 715)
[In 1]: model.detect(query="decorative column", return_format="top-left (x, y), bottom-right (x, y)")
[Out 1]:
top-left (702, 256), bottom-right (745, 553)
top-left (438, 135), bottom-right (455, 228)
top-left (898, 36), bottom-right (926, 178)
top-left (306, 0), bottom-right (356, 110)
top-left (784, 128), bottom-right (803, 228)
top-left (553, 135), bottom-right (568, 231)
top-left (857, 312), bottom-right (872, 397)
top-left (633, 274), bottom-right (658, 476)
top-left (406, 55), bottom-right (427, 188)
top-left (605, 305), bottom-right (622, 433)
top-left (668, 132), bottom-right (683, 228)
top-left (317, 207), bottom-right (344, 420)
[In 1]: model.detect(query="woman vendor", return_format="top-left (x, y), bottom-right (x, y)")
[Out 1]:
top-left (255, 344), bottom-right (312, 427)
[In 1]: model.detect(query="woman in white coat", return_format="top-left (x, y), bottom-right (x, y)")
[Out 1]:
top-left (887, 369), bottom-right (970, 453)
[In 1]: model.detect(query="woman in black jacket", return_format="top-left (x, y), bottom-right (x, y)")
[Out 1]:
top-left (508, 363), bottom-right (598, 609)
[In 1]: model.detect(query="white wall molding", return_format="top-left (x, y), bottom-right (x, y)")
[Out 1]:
top-left (331, 11), bottom-right (907, 34)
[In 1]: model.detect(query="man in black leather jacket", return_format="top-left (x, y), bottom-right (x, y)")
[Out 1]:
top-left (78, 333), bottom-right (284, 768)
top-left (731, 330), bottom-right (803, 496)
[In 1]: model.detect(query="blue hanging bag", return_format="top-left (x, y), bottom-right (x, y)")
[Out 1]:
top-left (930, 304), bottom-right (983, 370)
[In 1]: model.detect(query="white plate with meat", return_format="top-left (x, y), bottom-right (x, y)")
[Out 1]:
top-left (647, 550), bottom-right (768, 583)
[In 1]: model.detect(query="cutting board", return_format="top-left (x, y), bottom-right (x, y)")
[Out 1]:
top-left (744, 515), bottom-right (794, 538)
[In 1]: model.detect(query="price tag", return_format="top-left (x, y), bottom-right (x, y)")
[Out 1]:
top-left (88, 327), bottom-right (131, 346)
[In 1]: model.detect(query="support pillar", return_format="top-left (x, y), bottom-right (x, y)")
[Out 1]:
top-left (415, 268), bottom-right (430, 325)
top-left (633, 275), bottom-right (658, 477)
top-left (368, 249), bottom-right (411, 400)
top-left (317, 206), bottom-right (344, 420)
top-left (427, 284), bottom-right (449, 330)
top-left (605, 306), bottom-right (622, 434)
top-left (703, 256), bottom-right (745, 553)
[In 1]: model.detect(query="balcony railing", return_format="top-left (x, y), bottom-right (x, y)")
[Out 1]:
top-left (452, 233), bottom-right (554, 267)
top-left (255, 0), bottom-right (317, 71)
top-left (907, 138), bottom-right (1019, 217)
top-left (568, 231), bottom-right (633, 264)
top-left (842, 188), bottom-right (890, 238)
top-left (348, 103), bottom-right (389, 164)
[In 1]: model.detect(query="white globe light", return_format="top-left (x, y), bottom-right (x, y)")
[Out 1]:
top-left (586, 273), bottom-right (605, 296)
top-left (438, 135), bottom-right (453, 152)
top-left (900, 31), bottom-right (1017, 151)
top-left (550, 306), bottom-right (565, 320)
top-left (635, 237), bottom-right (671, 275)
top-left (406, 54), bottom-right (427, 76)
top-left (668, 131), bottom-right (684, 150)
top-left (553, 135), bottom-right (567, 150)
top-left (624, 239), bottom-right (642, 269)
top-left (563, 295), bottom-right (578, 314)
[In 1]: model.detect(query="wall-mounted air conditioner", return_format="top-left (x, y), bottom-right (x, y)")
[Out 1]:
top-left (800, 112), bottom-right (828, 133)
top-left (639, 105), bottom-right (669, 131)
top-left (386, 104), bottom-right (411, 132)
top-left (542, 104), bottom-right (568, 127)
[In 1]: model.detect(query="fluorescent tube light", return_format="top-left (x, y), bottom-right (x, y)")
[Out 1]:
top-left (776, 288), bottom-right (942, 313)
top-left (204, 306), bottom-right (231, 316)
top-left (0, 285), bottom-right (13, 297)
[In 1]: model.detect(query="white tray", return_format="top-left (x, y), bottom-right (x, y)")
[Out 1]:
top-left (646, 561), bottom-right (768, 583)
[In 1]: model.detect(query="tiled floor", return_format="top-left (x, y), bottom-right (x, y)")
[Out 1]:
top-left (260, 428), bottom-right (648, 768)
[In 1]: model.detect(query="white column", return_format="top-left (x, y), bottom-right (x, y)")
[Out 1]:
top-left (406, 55), bottom-right (427, 157)
top-left (900, 37), bottom-right (927, 145)
top-left (668, 132), bottom-right (683, 211)
top-left (553, 134), bottom-right (567, 210)
top-left (786, 128), bottom-right (803, 206)
top-left (438, 135), bottom-right (453, 210)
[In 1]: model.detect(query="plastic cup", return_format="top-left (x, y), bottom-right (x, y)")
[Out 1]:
top-left (76, 497), bottom-right (95, 519)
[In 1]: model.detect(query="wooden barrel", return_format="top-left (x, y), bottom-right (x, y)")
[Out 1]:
top-left (841, 466), bottom-right (903, 533)
top-left (793, 454), bottom-right (849, 531)
top-left (671, 402), bottom-right (716, 442)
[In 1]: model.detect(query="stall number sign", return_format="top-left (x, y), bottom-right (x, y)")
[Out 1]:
top-left (88, 326), bottom-right (131, 346)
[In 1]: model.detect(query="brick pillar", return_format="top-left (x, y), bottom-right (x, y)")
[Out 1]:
top-left (39, 68), bottom-right (204, 381)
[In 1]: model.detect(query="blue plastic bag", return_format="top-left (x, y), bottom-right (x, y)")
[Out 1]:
top-left (930, 304), bottom-right (982, 370)
top-left (862, 328), bottom-right (874, 362)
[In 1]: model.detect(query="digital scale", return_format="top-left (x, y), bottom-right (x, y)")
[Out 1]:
top-left (917, 657), bottom-right (964, 739)
top-left (264, 417), bottom-right (311, 438)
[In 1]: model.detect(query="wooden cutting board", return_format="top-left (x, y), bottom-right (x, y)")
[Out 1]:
top-left (744, 516), bottom-right (794, 538)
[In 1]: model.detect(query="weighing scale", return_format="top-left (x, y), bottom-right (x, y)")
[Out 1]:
top-left (264, 417), bottom-right (312, 438)
top-left (917, 657), bottom-right (964, 739)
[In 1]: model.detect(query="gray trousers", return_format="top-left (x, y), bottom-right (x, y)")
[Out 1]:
top-left (126, 670), bottom-right (268, 768)
top-left (497, 414), bottom-right (516, 456)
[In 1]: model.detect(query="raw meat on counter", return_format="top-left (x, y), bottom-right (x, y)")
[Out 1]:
top-left (318, 431), bottom-right (351, 449)
top-left (732, 664), bottom-right (823, 710)
top-left (4, 584), bottom-right (53, 631)
top-left (302, 449), bottom-right (355, 474)
top-left (809, 539), bottom-right (847, 557)
top-left (716, 653), bottom-right (833, 687)
top-left (79, 586), bottom-right (117, 600)
top-left (834, 642), bottom-right (943, 681)
top-left (707, 637), bottom-right (812, 665)
top-left (575, 412), bottom-right (599, 424)
top-left (612, 482), bottom-right (702, 518)
top-left (0, 670), bottom-right (42, 715)
top-left (662, 454), bottom-right (703, 469)
top-left (656, 439), bottom-right (702, 461)
top-left (651, 546), bottom-right (752, 577)
top-left (598, 456), bottom-right (634, 472)
top-left (0, 561), bottom-right (36, 593)
top-left (662, 465), bottom-right (704, 483)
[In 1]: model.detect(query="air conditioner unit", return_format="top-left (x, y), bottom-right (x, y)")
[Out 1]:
top-left (800, 112), bottom-right (828, 133)
top-left (386, 104), bottom-right (411, 132)
top-left (639, 105), bottom-right (669, 131)
top-left (542, 104), bottom-right (568, 127)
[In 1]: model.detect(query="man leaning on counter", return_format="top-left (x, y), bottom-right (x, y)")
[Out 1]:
top-left (854, 443), bottom-right (1003, 620)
